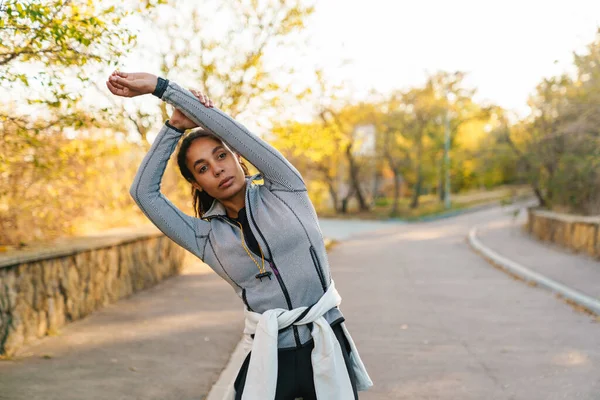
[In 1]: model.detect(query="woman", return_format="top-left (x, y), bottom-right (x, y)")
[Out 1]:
top-left (106, 71), bottom-right (372, 400)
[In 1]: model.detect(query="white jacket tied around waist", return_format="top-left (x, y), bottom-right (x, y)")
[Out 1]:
top-left (233, 280), bottom-right (373, 400)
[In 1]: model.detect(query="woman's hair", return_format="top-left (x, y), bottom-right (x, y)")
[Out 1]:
top-left (176, 128), bottom-right (250, 218)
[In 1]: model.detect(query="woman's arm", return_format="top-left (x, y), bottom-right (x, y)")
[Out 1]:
top-left (129, 121), bottom-right (211, 259)
top-left (108, 72), bottom-right (307, 192)
top-left (162, 81), bottom-right (306, 192)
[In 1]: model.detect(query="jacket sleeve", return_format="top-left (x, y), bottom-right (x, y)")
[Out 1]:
top-left (129, 122), bottom-right (211, 259)
top-left (158, 80), bottom-right (307, 192)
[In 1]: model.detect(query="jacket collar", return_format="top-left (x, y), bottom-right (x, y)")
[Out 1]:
top-left (202, 174), bottom-right (261, 219)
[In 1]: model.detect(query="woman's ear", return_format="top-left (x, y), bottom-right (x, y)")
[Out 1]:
top-left (192, 182), bottom-right (203, 192)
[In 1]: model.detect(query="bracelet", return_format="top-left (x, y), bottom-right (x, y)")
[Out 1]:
top-left (152, 77), bottom-right (169, 98)
top-left (165, 120), bottom-right (186, 133)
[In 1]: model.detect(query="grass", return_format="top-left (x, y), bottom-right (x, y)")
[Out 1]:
top-left (317, 185), bottom-right (532, 221)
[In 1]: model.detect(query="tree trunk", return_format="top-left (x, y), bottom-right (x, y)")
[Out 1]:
top-left (317, 164), bottom-right (340, 213)
top-left (345, 143), bottom-right (369, 211)
top-left (391, 168), bottom-right (404, 216)
top-left (325, 175), bottom-right (340, 213)
top-left (384, 150), bottom-right (404, 217)
top-left (438, 156), bottom-right (445, 202)
top-left (382, 125), bottom-right (405, 217)
top-left (533, 186), bottom-right (547, 208)
top-left (328, 186), bottom-right (340, 213)
top-left (410, 132), bottom-right (424, 209)
top-left (504, 127), bottom-right (549, 208)
top-left (372, 168), bottom-right (382, 206)
top-left (410, 172), bottom-right (422, 209)
top-left (340, 186), bottom-right (355, 214)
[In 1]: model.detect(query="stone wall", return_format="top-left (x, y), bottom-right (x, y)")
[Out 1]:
top-left (527, 208), bottom-right (600, 259)
top-left (0, 226), bottom-right (186, 356)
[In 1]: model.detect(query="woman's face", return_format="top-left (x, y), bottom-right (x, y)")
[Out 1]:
top-left (185, 136), bottom-right (246, 200)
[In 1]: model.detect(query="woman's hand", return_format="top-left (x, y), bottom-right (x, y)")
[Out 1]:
top-left (106, 71), bottom-right (157, 98)
top-left (169, 89), bottom-right (215, 131)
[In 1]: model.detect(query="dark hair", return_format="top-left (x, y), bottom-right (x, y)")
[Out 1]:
top-left (176, 128), bottom-right (250, 218)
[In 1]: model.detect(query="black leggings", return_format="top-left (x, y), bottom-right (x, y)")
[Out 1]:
top-left (234, 323), bottom-right (359, 400)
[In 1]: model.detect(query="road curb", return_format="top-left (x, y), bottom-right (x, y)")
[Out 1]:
top-left (468, 226), bottom-right (600, 316)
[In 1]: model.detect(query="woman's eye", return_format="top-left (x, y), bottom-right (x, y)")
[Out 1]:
top-left (197, 154), bottom-right (225, 173)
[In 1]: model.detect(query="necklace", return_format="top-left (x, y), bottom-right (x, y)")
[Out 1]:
top-left (233, 220), bottom-right (272, 282)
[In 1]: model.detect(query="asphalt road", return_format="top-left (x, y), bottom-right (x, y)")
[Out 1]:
top-left (327, 205), bottom-right (600, 399)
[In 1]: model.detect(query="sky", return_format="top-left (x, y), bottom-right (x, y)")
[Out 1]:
top-left (110, 0), bottom-right (600, 137)
top-left (21, 0), bottom-right (599, 139)
top-left (295, 0), bottom-right (600, 117)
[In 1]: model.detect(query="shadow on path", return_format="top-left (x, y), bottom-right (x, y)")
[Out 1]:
top-left (0, 254), bottom-right (244, 400)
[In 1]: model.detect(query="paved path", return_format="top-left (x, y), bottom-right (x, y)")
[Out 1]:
top-left (319, 218), bottom-right (402, 241)
top-left (328, 205), bottom-right (600, 399)
top-left (1, 204), bottom-right (599, 399)
top-left (476, 209), bottom-right (600, 300)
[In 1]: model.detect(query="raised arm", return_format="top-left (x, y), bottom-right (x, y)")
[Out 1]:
top-left (160, 80), bottom-right (306, 191)
top-left (129, 122), bottom-right (211, 259)
top-left (107, 71), bottom-right (306, 192)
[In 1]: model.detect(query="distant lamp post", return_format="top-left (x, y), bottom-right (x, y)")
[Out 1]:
top-left (443, 92), bottom-right (456, 210)
top-left (444, 111), bottom-right (451, 210)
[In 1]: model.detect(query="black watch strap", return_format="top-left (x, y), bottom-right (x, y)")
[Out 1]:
top-left (152, 77), bottom-right (169, 98)
top-left (165, 120), bottom-right (185, 133)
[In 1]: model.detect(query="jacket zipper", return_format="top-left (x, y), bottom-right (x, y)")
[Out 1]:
top-left (205, 187), bottom-right (302, 347)
top-left (309, 245), bottom-right (327, 292)
top-left (246, 193), bottom-right (301, 347)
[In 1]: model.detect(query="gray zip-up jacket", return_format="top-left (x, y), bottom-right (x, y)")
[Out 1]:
top-left (129, 80), bottom-right (344, 350)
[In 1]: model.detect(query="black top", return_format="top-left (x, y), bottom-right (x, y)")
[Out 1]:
top-left (229, 207), bottom-right (263, 259)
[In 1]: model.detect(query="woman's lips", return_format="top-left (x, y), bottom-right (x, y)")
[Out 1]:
top-left (220, 176), bottom-right (234, 188)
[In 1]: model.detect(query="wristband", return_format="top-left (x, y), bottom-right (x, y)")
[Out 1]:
top-left (165, 120), bottom-right (186, 133)
top-left (152, 77), bottom-right (169, 98)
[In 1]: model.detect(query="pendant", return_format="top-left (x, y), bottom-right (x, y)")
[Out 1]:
top-left (255, 271), bottom-right (272, 281)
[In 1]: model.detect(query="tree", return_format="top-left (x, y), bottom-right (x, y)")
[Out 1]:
top-left (1, 0), bottom-right (163, 112)
top-left (272, 101), bottom-right (379, 213)
top-left (111, 0), bottom-right (316, 145)
top-left (507, 29), bottom-right (600, 214)
top-left (0, 0), bottom-right (162, 245)
top-left (376, 99), bottom-right (411, 216)
top-left (271, 119), bottom-right (345, 212)
top-left (395, 82), bottom-right (445, 209)
top-left (379, 72), bottom-right (497, 211)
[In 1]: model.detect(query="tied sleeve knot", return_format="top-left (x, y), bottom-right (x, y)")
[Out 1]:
top-left (238, 280), bottom-right (373, 400)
